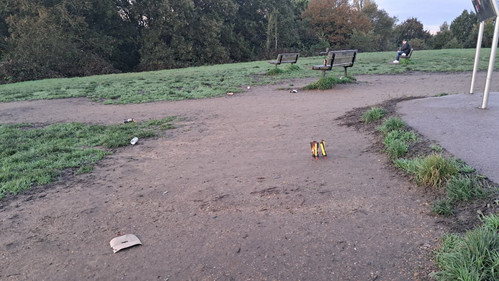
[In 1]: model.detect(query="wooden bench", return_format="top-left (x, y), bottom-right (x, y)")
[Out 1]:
top-left (400, 48), bottom-right (414, 60)
top-left (312, 49), bottom-right (357, 77)
top-left (269, 53), bottom-right (300, 67)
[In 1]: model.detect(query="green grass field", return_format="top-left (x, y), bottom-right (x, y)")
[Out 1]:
top-left (0, 49), bottom-right (496, 104)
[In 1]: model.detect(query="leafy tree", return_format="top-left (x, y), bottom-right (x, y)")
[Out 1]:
top-left (393, 17), bottom-right (431, 45)
top-left (302, 0), bottom-right (371, 49)
top-left (429, 22), bottom-right (456, 49)
top-left (360, 1), bottom-right (396, 51)
top-left (348, 29), bottom-right (377, 51)
top-left (450, 10), bottom-right (478, 48)
top-left (352, 0), bottom-right (374, 10)
top-left (0, 0), bottom-right (138, 82)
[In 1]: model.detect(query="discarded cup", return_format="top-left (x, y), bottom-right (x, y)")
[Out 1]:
top-left (124, 118), bottom-right (136, 123)
top-left (130, 137), bottom-right (138, 145)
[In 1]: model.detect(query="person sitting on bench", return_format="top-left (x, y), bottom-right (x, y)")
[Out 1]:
top-left (393, 40), bottom-right (411, 64)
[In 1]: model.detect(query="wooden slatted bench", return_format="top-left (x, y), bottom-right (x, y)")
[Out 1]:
top-left (312, 50), bottom-right (357, 77)
top-left (269, 53), bottom-right (300, 67)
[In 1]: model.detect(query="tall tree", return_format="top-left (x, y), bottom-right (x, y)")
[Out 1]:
top-left (353, 0), bottom-right (374, 11)
top-left (429, 22), bottom-right (456, 49)
top-left (450, 10), bottom-right (478, 48)
top-left (0, 0), bottom-right (138, 83)
top-left (393, 17), bottom-right (431, 44)
top-left (302, 0), bottom-right (371, 49)
top-left (360, 1), bottom-right (396, 51)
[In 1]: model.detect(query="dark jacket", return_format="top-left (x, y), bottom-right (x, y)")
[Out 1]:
top-left (401, 42), bottom-right (411, 55)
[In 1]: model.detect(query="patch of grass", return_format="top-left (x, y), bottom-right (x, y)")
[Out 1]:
top-left (435, 93), bottom-right (449, 97)
top-left (399, 59), bottom-right (415, 65)
top-left (385, 129), bottom-right (418, 143)
top-left (377, 116), bottom-right (406, 134)
top-left (432, 198), bottom-right (454, 216)
top-left (303, 76), bottom-right (356, 90)
top-left (430, 143), bottom-right (443, 152)
top-left (286, 64), bottom-right (301, 72)
top-left (481, 213), bottom-right (499, 230)
top-left (432, 215), bottom-right (499, 281)
top-left (445, 175), bottom-right (483, 202)
top-left (0, 118), bottom-right (176, 199)
top-left (457, 161), bottom-right (475, 173)
top-left (266, 67), bottom-right (285, 76)
top-left (384, 138), bottom-right (408, 159)
top-left (395, 154), bottom-right (459, 188)
top-left (383, 130), bottom-right (418, 159)
top-left (362, 107), bottom-right (387, 123)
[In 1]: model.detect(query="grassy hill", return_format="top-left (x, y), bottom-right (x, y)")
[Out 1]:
top-left (0, 49), bottom-right (497, 104)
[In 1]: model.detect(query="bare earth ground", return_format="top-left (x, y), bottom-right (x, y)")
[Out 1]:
top-left (0, 72), bottom-right (497, 281)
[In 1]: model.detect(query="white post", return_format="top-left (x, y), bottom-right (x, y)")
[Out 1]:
top-left (482, 17), bottom-right (499, 109)
top-left (471, 21), bottom-right (485, 94)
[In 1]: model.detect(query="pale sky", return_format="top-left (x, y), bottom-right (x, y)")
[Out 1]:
top-left (375, 0), bottom-right (476, 34)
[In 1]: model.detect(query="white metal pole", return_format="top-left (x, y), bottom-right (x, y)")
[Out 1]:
top-left (471, 21), bottom-right (485, 94)
top-left (482, 17), bottom-right (499, 109)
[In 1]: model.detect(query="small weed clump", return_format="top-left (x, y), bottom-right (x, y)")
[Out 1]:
top-left (0, 117), bottom-right (176, 198)
top-left (432, 213), bottom-right (499, 281)
top-left (304, 76), bottom-right (356, 90)
top-left (362, 107), bottom-right (387, 123)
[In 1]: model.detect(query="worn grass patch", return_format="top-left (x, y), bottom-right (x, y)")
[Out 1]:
top-left (0, 117), bottom-right (175, 199)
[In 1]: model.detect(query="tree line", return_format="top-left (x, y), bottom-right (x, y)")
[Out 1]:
top-left (0, 0), bottom-right (486, 83)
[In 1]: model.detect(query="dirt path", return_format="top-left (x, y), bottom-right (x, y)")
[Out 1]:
top-left (0, 72), bottom-right (495, 280)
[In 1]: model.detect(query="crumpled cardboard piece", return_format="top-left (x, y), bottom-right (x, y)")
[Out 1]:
top-left (110, 234), bottom-right (142, 253)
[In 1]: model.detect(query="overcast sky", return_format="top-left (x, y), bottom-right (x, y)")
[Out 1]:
top-left (375, 0), bottom-right (476, 33)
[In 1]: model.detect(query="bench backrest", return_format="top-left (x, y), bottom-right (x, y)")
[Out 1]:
top-left (404, 48), bottom-right (414, 58)
top-left (276, 53), bottom-right (299, 64)
top-left (330, 50), bottom-right (357, 67)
